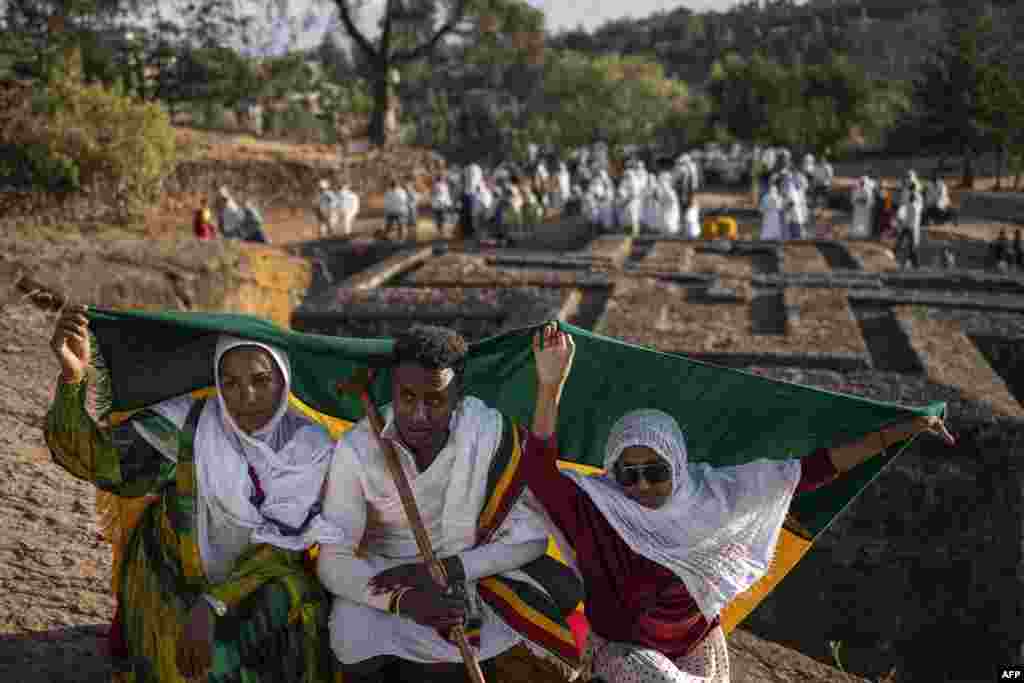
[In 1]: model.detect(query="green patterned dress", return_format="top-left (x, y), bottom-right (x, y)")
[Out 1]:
top-left (44, 380), bottom-right (334, 683)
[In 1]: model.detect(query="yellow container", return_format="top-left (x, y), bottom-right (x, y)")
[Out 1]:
top-left (717, 217), bottom-right (738, 240)
top-left (701, 217), bottom-right (719, 239)
top-left (702, 216), bottom-right (738, 240)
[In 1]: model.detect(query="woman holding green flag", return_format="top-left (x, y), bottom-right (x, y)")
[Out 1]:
top-left (524, 323), bottom-right (954, 683)
top-left (44, 305), bottom-right (340, 683)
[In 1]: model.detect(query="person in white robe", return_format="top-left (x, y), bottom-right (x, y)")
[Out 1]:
top-left (217, 186), bottom-right (246, 240)
top-left (619, 163), bottom-right (644, 236)
top-left (383, 180), bottom-right (410, 240)
top-left (314, 180), bottom-right (337, 238)
top-left (431, 175), bottom-right (454, 237)
top-left (896, 170), bottom-right (924, 268)
top-left (812, 156), bottom-right (834, 208)
top-left (597, 170), bottom-right (617, 232)
top-left (534, 161), bottom-right (550, 210)
top-left (555, 162), bottom-right (572, 212)
top-left (791, 171), bottom-right (811, 239)
top-left (682, 200), bottom-right (701, 240)
top-left (759, 178), bottom-right (784, 241)
top-left (923, 171), bottom-right (954, 226)
top-left (849, 176), bottom-right (874, 240)
top-left (802, 153), bottom-right (816, 181)
top-left (336, 184), bottom-right (359, 237)
top-left (317, 326), bottom-right (582, 682)
top-left (654, 170), bottom-right (681, 235)
top-left (584, 177), bottom-right (604, 229)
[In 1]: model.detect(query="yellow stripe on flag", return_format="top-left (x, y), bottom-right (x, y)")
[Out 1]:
top-left (719, 527), bottom-right (812, 634)
top-left (479, 425), bottom-right (522, 532)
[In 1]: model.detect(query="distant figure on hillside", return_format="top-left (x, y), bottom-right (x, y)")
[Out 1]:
top-left (337, 183), bottom-right (359, 237)
top-left (382, 178), bottom-right (409, 241)
top-left (315, 179), bottom-right (337, 238)
top-left (849, 176), bottom-right (875, 240)
top-left (194, 198), bottom-right (217, 241)
top-left (215, 186), bottom-right (245, 240)
top-left (760, 176), bottom-right (784, 241)
top-left (923, 171), bottom-right (955, 227)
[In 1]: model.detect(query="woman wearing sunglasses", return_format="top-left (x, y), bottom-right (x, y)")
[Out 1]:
top-left (524, 324), bottom-right (954, 683)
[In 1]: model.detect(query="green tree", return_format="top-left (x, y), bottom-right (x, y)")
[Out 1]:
top-left (911, 9), bottom-right (1002, 188)
top-left (522, 51), bottom-right (689, 156)
top-left (977, 61), bottom-right (1024, 190)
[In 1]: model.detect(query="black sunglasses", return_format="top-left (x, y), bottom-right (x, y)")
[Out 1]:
top-left (614, 461), bottom-right (672, 487)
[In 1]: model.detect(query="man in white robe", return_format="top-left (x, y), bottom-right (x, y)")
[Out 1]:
top-left (318, 326), bottom-right (583, 682)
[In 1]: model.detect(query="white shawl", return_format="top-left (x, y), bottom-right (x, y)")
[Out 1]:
top-left (560, 409), bottom-right (801, 621)
top-left (134, 335), bottom-right (342, 582)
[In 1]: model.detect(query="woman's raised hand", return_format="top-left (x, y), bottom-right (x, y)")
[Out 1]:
top-left (911, 415), bottom-right (956, 446)
top-left (532, 322), bottom-right (575, 392)
top-left (50, 305), bottom-right (90, 384)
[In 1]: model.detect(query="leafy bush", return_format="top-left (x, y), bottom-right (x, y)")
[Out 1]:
top-left (4, 49), bottom-right (176, 205)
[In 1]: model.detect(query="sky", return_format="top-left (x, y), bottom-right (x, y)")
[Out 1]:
top-left (152, 0), bottom-right (801, 56)
top-left (288, 1), bottom-right (772, 52)
top-left (530, 1), bottom-right (748, 33)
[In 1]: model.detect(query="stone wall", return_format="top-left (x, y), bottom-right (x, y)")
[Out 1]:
top-left (166, 148), bottom-right (446, 210)
top-left (745, 418), bottom-right (1024, 682)
top-left (959, 192), bottom-right (1024, 225)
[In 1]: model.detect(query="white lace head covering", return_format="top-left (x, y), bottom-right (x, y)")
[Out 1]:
top-left (561, 408), bottom-right (802, 620)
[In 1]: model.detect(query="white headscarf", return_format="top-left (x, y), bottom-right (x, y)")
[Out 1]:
top-left (560, 409), bottom-right (801, 621)
top-left (134, 336), bottom-right (342, 582)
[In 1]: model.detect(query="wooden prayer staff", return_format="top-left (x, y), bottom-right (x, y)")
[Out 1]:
top-left (337, 368), bottom-right (487, 683)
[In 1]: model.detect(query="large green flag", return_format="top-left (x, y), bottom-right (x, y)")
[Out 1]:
top-left (85, 307), bottom-right (944, 630)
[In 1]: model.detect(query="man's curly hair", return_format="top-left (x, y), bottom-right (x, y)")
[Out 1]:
top-left (392, 325), bottom-right (469, 391)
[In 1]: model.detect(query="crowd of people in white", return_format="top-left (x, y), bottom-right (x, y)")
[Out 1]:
top-left (249, 140), bottom-right (979, 271)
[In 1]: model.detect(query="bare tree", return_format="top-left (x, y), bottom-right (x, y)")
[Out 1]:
top-left (333, 0), bottom-right (474, 146)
